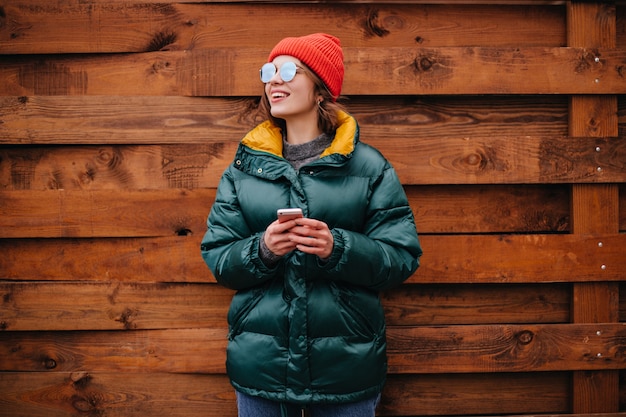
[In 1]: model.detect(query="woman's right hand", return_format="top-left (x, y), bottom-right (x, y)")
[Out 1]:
top-left (263, 219), bottom-right (299, 256)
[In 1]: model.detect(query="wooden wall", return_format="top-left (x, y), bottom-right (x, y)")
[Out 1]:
top-left (1, 1), bottom-right (625, 416)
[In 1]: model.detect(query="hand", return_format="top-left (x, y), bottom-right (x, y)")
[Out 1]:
top-left (289, 217), bottom-right (334, 260)
top-left (263, 219), bottom-right (300, 256)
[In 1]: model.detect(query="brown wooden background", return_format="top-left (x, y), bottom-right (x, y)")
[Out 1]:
top-left (1, 1), bottom-right (625, 416)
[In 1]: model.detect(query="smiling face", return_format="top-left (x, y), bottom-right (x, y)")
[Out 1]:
top-left (264, 55), bottom-right (321, 125)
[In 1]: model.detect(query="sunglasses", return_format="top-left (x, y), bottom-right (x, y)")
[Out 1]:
top-left (259, 61), bottom-right (301, 83)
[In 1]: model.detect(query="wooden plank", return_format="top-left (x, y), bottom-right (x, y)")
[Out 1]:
top-left (0, 282), bottom-right (232, 331)
top-left (0, 95), bottom-right (569, 146)
top-left (0, 139), bottom-right (623, 188)
top-left (0, 371), bottom-right (571, 417)
top-left (417, 183), bottom-right (568, 235)
top-left (0, 189), bottom-right (215, 238)
top-left (380, 373), bottom-right (569, 416)
top-left (0, 372), bottom-right (237, 417)
top-left (0, 144), bottom-right (235, 190)
top-left (2, 233), bottom-right (622, 285)
top-left (386, 323), bottom-right (626, 374)
top-left (1, 324), bottom-right (625, 374)
top-left (0, 329), bottom-right (228, 374)
top-left (0, 233), bottom-right (591, 282)
top-left (621, 283), bottom-right (626, 323)
top-left (0, 185), bottom-right (572, 237)
top-left (1, 47), bottom-right (625, 96)
top-left (0, 3), bottom-right (565, 54)
top-left (377, 134), bottom-right (625, 184)
top-left (0, 236), bottom-right (212, 282)
top-left (0, 281), bottom-right (570, 331)
top-left (568, 2), bottom-right (620, 413)
top-left (0, 95), bottom-right (255, 145)
top-left (415, 234), bottom-right (626, 284)
top-left (621, 184), bottom-right (626, 232)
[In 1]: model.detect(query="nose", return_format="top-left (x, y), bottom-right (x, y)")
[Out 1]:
top-left (269, 71), bottom-right (283, 84)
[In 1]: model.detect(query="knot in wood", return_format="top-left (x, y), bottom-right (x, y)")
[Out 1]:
top-left (516, 330), bottom-right (534, 345)
top-left (465, 153), bottom-right (482, 166)
top-left (71, 372), bottom-right (92, 389)
top-left (72, 393), bottom-right (102, 412)
top-left (364, 9), bottom-right (390, 38)
top-left (44, 357), bottom-right (57, 369)
top-left (414, 56), bottom-right (434, 72)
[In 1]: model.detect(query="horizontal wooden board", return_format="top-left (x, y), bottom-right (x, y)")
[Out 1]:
top-left (381, 373), bottom-right (570, 416)
top-left (2, 183), bottom-right (623, 238)
top-left (0, 185), bottom-right (574, 237)
top-left (412, 183), bottom-right (554, 234)
top-left (381, 280), bottom-right (572, 326)
top-left (0, 95), bottom-right (257, 145)
top-left (1, 47), bottom-right (625, 96)
top-left (0, 372), bottom-right (236, 417)
top-left (0, 95), bottom-right (570, 145)
top-left (0, 3), bottom-right (567, 54)
top-left (1, 233), bottom-right (623, 286)
top-left (0, 282), bottom-right (232, 331)
top-left (0, 139), bottom-right (622, 187)
top-left (387, 323), bottom-right (626, 373)
top-left (418, 233), bottom-right (626, 284)
top-left (0, 281), bottom-right (570, 331)
top-left (1, 324), bottom-right (624, 374)
top-left (0, 189), bottom-right (214, 238)
top-left (0, 328), bottom-right (228, 374)
top-left (0, 371), bottom-right (571, 417)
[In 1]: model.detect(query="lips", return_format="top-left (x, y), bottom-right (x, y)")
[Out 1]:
top-left (270, 90), bottom-right (289, 100)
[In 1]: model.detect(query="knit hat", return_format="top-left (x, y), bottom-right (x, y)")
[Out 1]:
top-left (268, 33), bottom-right (344, 100)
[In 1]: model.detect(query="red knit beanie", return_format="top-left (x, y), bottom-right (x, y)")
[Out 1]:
top-left (268, 33), bottom-right (344, 100)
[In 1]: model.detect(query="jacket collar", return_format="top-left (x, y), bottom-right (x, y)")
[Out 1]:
top-left (240, 110), bottom-right (358, 159)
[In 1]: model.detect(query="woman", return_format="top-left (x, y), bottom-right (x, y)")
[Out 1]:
top-left (201, 33), bottom-right (422, 417)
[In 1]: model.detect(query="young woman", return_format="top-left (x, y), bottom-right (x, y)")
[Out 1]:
top-left (201, 33), bottom-right (422, 417)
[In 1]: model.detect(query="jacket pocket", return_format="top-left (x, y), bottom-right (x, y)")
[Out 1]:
top-left (227, 288), bottom-right (264, 340)
top-left (331, 283), bottom-right (381, 338)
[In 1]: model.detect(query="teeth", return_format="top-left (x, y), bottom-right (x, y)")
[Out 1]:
top-left (272, 92), bottom-right (288, 99)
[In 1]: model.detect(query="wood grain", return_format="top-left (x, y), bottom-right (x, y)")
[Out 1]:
top-left (567, 2), bottom-right (620, 413)
top-left (2, 233), bottom-right (623, 285)
top-left (1, 95), bottom-right (569, 146)
top-left (0, 281), bottom-right (569, 331)
top-left (1, 137), bottom-right (622, 188)
top-left (0, 372), bottom-right (237, 417)
top-left (0, 2), bottom-right (624, 416)
top-left (0, 185), bottom-right (571, 237)
top-left (0, 3), bottom-right (565, 54)
top-left (0, 371), bottom-right (573, 417)
top-left (1, 47), bottom-right (625, 96)
top-left (1, 324), bottom-right (624, 374)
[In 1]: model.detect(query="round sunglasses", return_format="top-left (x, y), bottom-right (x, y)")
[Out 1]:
top-left (259, 61), bottom-right (301, 83)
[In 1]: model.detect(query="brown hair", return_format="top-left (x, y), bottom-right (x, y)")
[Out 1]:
top-left (257, 64), bottom-right (347, 136)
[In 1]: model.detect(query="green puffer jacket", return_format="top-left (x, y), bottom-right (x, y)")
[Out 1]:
top-left (200, 111), bottom-right (422, 405)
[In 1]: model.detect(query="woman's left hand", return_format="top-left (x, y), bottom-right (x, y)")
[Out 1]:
top-left (289, 217), bottom-right (334, 260)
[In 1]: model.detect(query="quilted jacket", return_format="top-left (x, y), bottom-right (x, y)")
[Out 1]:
top-left (200, 111), bottom-right (422, 405)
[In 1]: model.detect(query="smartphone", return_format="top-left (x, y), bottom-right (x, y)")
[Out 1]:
top-left (277, 208), bottom-right (303, 223)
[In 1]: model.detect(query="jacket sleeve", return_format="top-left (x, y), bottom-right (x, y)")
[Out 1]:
top-left (200, 169), bottom-right (279, 290)
top-left (319, 165), bottom-right (422, 291)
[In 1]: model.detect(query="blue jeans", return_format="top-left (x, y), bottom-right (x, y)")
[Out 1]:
top-left (236, 392), bottom-right (380, 417)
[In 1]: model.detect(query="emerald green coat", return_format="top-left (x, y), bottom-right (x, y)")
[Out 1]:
top-left (201, 111), bottom-right (422, 405)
